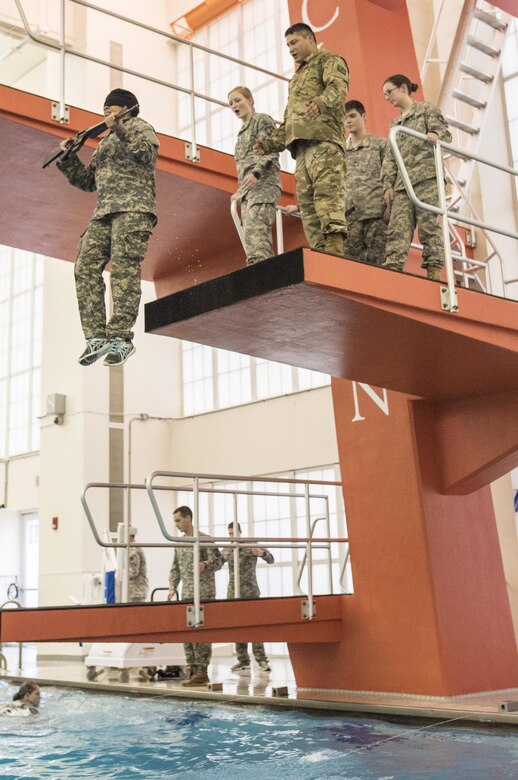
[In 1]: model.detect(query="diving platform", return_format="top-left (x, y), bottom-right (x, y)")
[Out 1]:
top-left (145, 247), bottom-right (518, 403)
top-left (0, 596), bottom-right (342, 645)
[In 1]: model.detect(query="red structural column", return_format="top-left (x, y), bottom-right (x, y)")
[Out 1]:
top-left (286, 0), bottom-right (518, 694)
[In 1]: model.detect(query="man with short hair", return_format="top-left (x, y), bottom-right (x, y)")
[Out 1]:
top-left (168, 505), bottom-right (222, 687)
top-left (57, 89), bottom-right (158, 367)
top-left (343, 100), bottom-right (387, 266)
top-left (222, 521), bottom-right (274, 674)
top-left (254, 23), bottom-right (349, 255)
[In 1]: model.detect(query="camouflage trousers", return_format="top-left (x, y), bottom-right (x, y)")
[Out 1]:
top-left (184, 642), bottom-right (212, 668)
top-left (383, 179), bottom-right (444, 271)
top-left (241, 200), bottom-right (277, 265)
top-left (343, 217), bottom-right (386, 265)
top-left (235, 642), bottom-right (268, 664)
top-left (295, 140), bottom-right (347, 250)
top-left (75, 211), bottom-right (155, 341)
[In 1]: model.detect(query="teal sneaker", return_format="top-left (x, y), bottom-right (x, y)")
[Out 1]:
top-left (78, 337), bottom-right (111, 366)
top-left (103, 338), bottom-right (136, 367)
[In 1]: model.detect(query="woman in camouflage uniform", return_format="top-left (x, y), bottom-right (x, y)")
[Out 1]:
top-left (381, 74), bottom-right (452, 281)
top-left (229, 87), bottom-right (281, 265)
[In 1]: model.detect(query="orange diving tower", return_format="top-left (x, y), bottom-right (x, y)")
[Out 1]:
top-left (142, 249), bottom-right (518, 697)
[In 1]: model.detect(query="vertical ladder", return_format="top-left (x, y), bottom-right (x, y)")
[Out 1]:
top-left (439, 1), bottom-right (510, 194)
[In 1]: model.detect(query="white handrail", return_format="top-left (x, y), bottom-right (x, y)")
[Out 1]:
top-left (13, 0), bottom-right (288, 155)
top-left (81, 472), bottom-right (348, 623)
top-left (388, 124), bottom-right (518, 311)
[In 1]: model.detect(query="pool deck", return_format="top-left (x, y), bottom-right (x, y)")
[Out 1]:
top-left (2, 647), bottom-right (517, 726)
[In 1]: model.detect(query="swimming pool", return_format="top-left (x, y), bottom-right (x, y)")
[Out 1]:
top-left (0, 682), bottom-right (516, 779)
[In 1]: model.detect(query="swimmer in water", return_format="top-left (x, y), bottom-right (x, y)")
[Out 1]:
top-left (0, 681), bottom-right (41, 717)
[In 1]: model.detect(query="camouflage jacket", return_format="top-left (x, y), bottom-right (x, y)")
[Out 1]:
top-left (345, 134), bottom-right (387, 221)
top-left (169, 531), bottom-right (222, 600)
top-left (234, 112), bottom-right (281, 205)
top-left (0, 700), bottom-right (37, 717)
top-left (128, 546), bottom-right (148, 601)
top-left (261, 48), bottom-right (349, 156)
top-left (381, 102), bottom-right (452, 192)
top-left (57, 116), bottom-right (159, 218)
top-left (221, 546), bottom-right (274, 598)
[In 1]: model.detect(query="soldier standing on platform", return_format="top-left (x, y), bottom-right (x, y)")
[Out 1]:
top-left (381, 74), bottom-right (452, 280)
top-left (254, 23), bottom-right (349, 255)
top-left (229, 86), bottom-right (281, 265)
top-left (128, 527), bottom-right (148, 603)
top-left (343, 100), bottom-right (387, 266)
top-left (57, 89), bottom-right (159, 367)
top-left (167, 505), bottom-right (222, 687)
top-left (222, 521), bottom-right (274, 674)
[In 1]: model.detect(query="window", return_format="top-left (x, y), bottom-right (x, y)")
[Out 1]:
top-left (175, 0), bottom-right (294, 170)
top-left (181, 342), bottom-right (331, 415)
top-left (0, 248), bottom-right (43, 457)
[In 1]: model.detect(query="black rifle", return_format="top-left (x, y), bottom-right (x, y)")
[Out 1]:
top-left (42, 104), bottom-right (139, 169)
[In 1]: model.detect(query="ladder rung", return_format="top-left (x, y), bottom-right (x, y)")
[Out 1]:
top-left (467, 35), bottom-right (501, 58)
top-left (451, 89), bottom-right (487, 109)
top-left (459, 62), bottom-right (494, 83)
top-left (445, 115), bottom-right (480, 135)
top-left (472, 8), bottom-right (508, 33)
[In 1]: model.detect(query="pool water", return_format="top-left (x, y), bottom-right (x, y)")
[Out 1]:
top-left (0, 682), bottom-right (516, 779)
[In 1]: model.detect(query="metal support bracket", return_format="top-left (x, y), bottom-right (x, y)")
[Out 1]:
top-left (440, 286), bottom-right (459, 313)
top-left (185, 141), bottom-right (200, 163)
top-left (52, 102), bottom-right (70, 124)
top-left (301, 599), bottom-right (316, 621)
top-left (186, 604), bottom-right (204, 627)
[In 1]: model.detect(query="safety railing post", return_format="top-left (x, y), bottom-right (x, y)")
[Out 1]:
top-left (325, 498), bottom-right (333, 594)
top-left (232, 492), bottom-right (240, 599)
top-left (59, 0), bottom-right (66, 122)
top-left (192, 476), bottom-right (201, 626)
top-left (188, 43), bottom-right (199, 162)
top-left (434, 141), bottom-right (458, 312)
top-left (275, 207), bottom-right (284, 255)
top-left (304, 483), bottom-right (315, 619)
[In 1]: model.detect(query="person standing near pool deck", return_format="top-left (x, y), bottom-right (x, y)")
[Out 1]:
top-left (167, 505), bottom-right (222, 687)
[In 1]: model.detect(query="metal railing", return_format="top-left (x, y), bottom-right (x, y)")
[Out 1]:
top-left (389, 124), bottom-right (518, 312)
top-left (81, 470), bottom-right (349, 626)
top-left (11, 0), bottom-right (288, 161)
top-left (0, 600), bottom-right (24, 672)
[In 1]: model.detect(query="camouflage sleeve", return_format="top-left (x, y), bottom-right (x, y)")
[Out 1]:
top-left (169, 551), bottom-right (181, 591)
top-left (205, 544), bottom-right (223, 573)
top-left (261, 102), bottom-right (288, 153)
top-left (425, 105), bottom-right (452, 143)
top-left (252, 115), bottom-right (280, 176)
top-left (128, 549), bottom-right (140, 579)
top-left (113, 122), bottom-right (159, 166)
top-left (56, 151), bottom-right (97, 192)
top-left (381, 142), bottom-right (398, 191)
top-left (313, 55), bottom-right (349, 112)
top-left (261, 549), bottom-right (274, 564)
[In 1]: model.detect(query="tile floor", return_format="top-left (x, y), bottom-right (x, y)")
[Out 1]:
top-left (1, 644), bottom-right (517, 725)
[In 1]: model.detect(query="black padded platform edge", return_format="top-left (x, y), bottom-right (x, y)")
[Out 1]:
top-left (145, 248), bottom-right (305, 334)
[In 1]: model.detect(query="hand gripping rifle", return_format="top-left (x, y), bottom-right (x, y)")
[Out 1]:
top-left (42, 104), bottom-right (139, 169)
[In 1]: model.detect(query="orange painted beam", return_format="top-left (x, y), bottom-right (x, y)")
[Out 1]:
top-left (0, 596), bottom-right (342, 645)
top-left (424, 389), bottom-right (518, 494)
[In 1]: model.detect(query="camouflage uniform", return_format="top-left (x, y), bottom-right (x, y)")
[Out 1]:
top-left (343, 134), bottom-right (387, 265)
top-left (169, 531), bottom-right (222, 669)
top-left (260, 48), bottom-right (349, 251)
top-left (128, 546), bottom-right (148, 602)
top-left (234, 112), bottom-right (281, 265)
top-left (0, 700), bottom-right (37, 717)
top-left (221, 546), bottom-right (274, 665)
top-left (57, 116), bottom-right (159, 340)
top-left (381, 102), bottom-right (452, 273)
